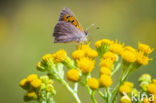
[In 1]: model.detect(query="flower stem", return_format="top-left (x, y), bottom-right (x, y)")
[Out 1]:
top-left (97, 89), bottom-right (106, 99)
top-left (91, 91), bottom-right (97, 103)
top-left (106, 87), bottom-right (111, 103)
top-left (111, 62), bottom-right (121, 76)
top-left (111, 69), bottom-right (131, 103)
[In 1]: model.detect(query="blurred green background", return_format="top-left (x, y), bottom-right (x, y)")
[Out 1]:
top-left (0, 0), bottom-right (156, 103)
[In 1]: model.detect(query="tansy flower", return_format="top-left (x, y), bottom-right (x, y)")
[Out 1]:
top-left (72, 50), bottom-right (85, 60)
top-left (139, 74), bottom-right (152, 83)
top-left (101, 39), bottom-right (114, 45)
top-left (20, 78), bottom-right (27, 87)
top-left (87, 77), bottom-right (99, 90)
top-left (66, 69), bottom-right (80, 82)
top-left (110, 42), bottom-right (124, 55)
top-left (77, 43), bottom-right (90, 50)
top-left (95, 40), bottom-right (102, 48)
top-left (123, 81), bottom-right (134, 88)
top-left (143, 98), bottom-right (150, 103)
top-left (30, 79), bottom-right (42, 88)
top-left (53, 49), bottom-right (67, 62)
top-left (77, 57), bottom-right (95, 73)
top-left (147, 83), bottom-right (156, 94)
top-left (26, 74), bottom-right (38, 82)
top-left (100, 74), bottom-right (112, 87)
top-left (120, 96), bottom-right (131, 103)
top-left (136, 51), bottom-right (151, 66)
top-left (124, 46), bottom-right (136, 53)
top-left (138, 43), bottom-right (154, 55)
top-left (42, 54), bottom-right (53, 61)
top-left (122, 50), bottom-right (136, 63)
top-left (103, 51), bottom-right (116, 62)
top-left (119, 85), bottom-right (131, 94)
top-left (85, 48), bottom-right (98, 58)
top-left (27, 91), bottom-right (36, 97)
top-left (152, 79), bottom-right (156, 84)
top-left (100, 67), bottom-right (111, 75)
top-left (100, 58), bottom-right (114, 69)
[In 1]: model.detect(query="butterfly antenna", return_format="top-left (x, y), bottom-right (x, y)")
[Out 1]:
top-left (86, 24), bottom-right (95, 31)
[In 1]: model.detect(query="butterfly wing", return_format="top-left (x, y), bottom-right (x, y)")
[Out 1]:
top-left (53, 21), bottom-right (87, 43)
top-left (59, 7), bottom-right (75, 21)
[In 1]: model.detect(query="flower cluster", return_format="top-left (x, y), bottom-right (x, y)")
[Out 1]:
top-left (20, 74), bottom-right (55, 102)
top-left (119, 74), bottom-right (156, 103)
top-left (20, 38), bottom-right (154, 103)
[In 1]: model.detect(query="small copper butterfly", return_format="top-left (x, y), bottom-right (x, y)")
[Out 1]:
top-left (53, 7), bottom-right (88, 43)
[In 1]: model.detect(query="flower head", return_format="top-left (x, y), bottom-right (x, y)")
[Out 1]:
top-left (95, 39), bottom-right (113, 48)
top-left (147, 83), bottom-right (156, 94)
top-left (119, 85), bottom-right (131, 94)
top-left (53, 49), bottom-right (67, 62)
top-left (20, 78), bottom-right (27, 87)
top-left (85, 48), bottom-right (98, 58)
top-left (109, 41), bottom-right (124, 55)
top-left (77, 57), bottom-right (95, 73)
top-left (136, 51), bottom-right (151, 66)
top-left (30, 79), bottom-right (42, 88)
top-left (122, 50), bottom-right (136, 63)
top-left (26, 74), bottom-right (38, 82)
top-left (100, 74), bottom-right (112, 87)
top-left (27, 91), bottom-right (36, 98)
top-left (124, 46), bottom-right (136, 53)
top-left (143, 98), bottom-right (150, 103)
top-left (100, 58), bottom-right (114, 69)
top-left (66, 69), bottom-right (80, 82)
top-left (120, 96), bottom-right (131, 103)
top-left (42, 54), bottom-right (53, 62)
top-left (72, 50), bottom-right (85, 60)
top-left (103, 51), bottom-right (117, 62)
top-left (138, 43), bottom-right (154, 55)
top-left (87, 77), bottom-right (99, 90)
top-left (100, 67), bottom-right (111, 75)
top-left (152, 79), bottom-right (156, 84)
top-left (123, 81), bottom-right (134, 88)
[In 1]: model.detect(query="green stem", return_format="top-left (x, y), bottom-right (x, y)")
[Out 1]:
top-left (59, 78), bottom-right (81, 103)
top-left (84, 74), bottom-right (98, 103)
top-left (91, 91), bottom-right (97, 103)
top-left (111, 62), bottom-right (121, 76)
top-left (106, 87), bottom-right (111, 103)
top-left (97, 89), bottom-right (106, 99)
top-left (111, 69), bottom-right (131, 103)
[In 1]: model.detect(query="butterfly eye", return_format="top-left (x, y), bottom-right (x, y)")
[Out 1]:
top-left (71, 20), bottom-right (74, 23)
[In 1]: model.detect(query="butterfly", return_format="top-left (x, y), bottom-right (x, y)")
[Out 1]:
top-left (53, 7), bottom-right (88, 43)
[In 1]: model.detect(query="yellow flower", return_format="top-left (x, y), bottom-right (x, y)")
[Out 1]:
top-left (119, 85), bottom-right (131, 94)
top-left (100, 59), bottom-right (114, 69)
top-left (153, 94), bottom-right (156, 103)
top-left (147, 83), bottom-right (156, 94)
top-left (103, 51), bottom-right (116, 62)
top-left (87, 77), bottom-right (99, 90)
top-left (95, 40), bottom-right (102, 48)
top-left (120, 96), bottom-right (131, 103)
top-left (72, 50), bottom-right (85, 59)
top-left (100, 74), bottom-right (112, 87)
top-left (110, 42), bottom-right (124, 55)
top-left (143, 98), bottom-right (150, 103)
top-left (124, 46), bottom-right (136, 53)
top-left (136, 51), bottom-right (151, 65)
top-left (100, 67), bottom-right (111, 75)
top-left (31, 79), bottom-right (42, 88)
top-left (20, 78), bottom-right (27, 87)
top-left (138, 43), bottom-right (154, 55)
top-left (85, 48), bottom-right (98, 58)
top-left (123, 81), bottom-right (134, 88)
top-left (42, 54), bottom-right (52, 61)
top-left (27, 74), bottom-right (38, 82)
top-left (66, 69), bottom-right (80, 82)
top-left (101, 39), bottom-right (114, 45)
top-left (122, 50), bottom-right (136, 63)
top-left (152, 79), bottom-right (156, 84)
top-left (53, 49), bottom-right (67, 62)
top-left (77, 43), bottom-right (90, 50)
top-left (77, 57), bottom-right (95, 73)
top-left (27, 91), bottom-right (36, 97)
